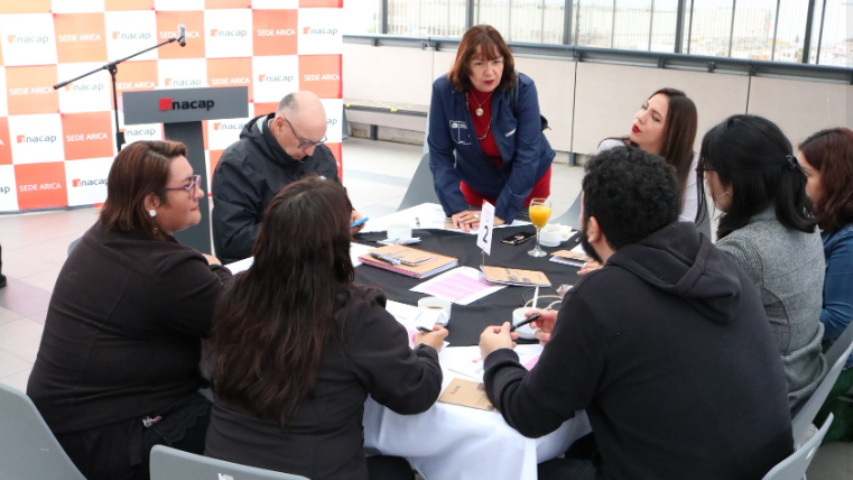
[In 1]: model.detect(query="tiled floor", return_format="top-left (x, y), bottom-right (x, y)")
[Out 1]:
top-left (0, 138), bottom-right (848, 478)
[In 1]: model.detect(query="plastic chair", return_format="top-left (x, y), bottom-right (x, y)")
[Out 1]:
top-left (149, 445), bottom-right (310, 480)
top-left (0, 382), bottom-right (87, 480)
top-left (396, 153), bottom-right (440, 212)
top-left (550, 192), bottom-right (582, 231)
top-left (762, 413), bottom-right (833, 480)
top-left (791, 339), bottom-right (853, 445)
top-left (824, 320), bottom-right (853, 368)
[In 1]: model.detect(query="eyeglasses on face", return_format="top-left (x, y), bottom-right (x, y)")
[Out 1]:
top-left (163, 174), bottom-right (201, 198)
top-left (285, 117), bottom-right (327, 149)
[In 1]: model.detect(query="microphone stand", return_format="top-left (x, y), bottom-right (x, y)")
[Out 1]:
top-left (54, 34), bottom-right (184, 153)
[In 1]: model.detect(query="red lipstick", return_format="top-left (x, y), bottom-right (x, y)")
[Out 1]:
top-left (632, 125), bottom-right (641, 134)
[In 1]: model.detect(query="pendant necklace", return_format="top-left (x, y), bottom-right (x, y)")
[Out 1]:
top-left (465, 96), bottom-right (493, 141)
top-left (469, 90), bottom-right (493, 117)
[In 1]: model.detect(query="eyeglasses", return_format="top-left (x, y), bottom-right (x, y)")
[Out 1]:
top-left (285, 117), bottom-right (327, 149)
top-left (163, 174), bottom-right (201, 198)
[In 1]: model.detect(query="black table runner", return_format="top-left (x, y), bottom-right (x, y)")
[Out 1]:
top-left (354, 226), bottom-right (582, 346)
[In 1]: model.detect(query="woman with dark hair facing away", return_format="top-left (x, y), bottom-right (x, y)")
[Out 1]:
top-left (798, 127), bottom-right (853, 443)
top-left (429, 25), bottom-right (555, 231)
top-left (598, 88), bottom-right (699, 222)
top-left (699, 115), bottom-right (827, 415)
top-left (204, 176), bottom-right (447, 480)
top-left (27, 140), bottom-right (232, 480)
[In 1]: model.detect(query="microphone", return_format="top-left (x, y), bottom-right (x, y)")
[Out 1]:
top-left (177, 24), bottom-right (186, 47)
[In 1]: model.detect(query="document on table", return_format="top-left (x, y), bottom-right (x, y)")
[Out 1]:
top-left (361, 203), bottom-right (529, 235)
top-left (445, 344), bottom-right (544, 382)
top-left (385, 300), bottom-right (449, 349)
top-left (411, 266), bottom-right (506, 305)
top-left (350, 243), bottom-right (374, 267)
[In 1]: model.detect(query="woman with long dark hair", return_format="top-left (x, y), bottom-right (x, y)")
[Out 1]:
top-left (699, 115), bottom-right (826, 415)
top-left (27, 140), bottom-right (231, 480)
top-left (597, 88), bottom-right (699, 222)
top-left (798, 127), bottom-right (853, 443)
top-left (204, 176), bottom-right (446, 480)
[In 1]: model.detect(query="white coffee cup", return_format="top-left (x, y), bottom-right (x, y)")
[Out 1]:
top-left (540, 224), bottom-right (571, 247)
top-left (418, 297), bottom-right (451, 326)
top-left (512, 307), bottom-right (539, 340)
top-left (387, 224), bottom-right (413, 242)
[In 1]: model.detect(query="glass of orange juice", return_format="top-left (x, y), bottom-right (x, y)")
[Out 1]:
top-left (527, 198), bottom-right (551, 257)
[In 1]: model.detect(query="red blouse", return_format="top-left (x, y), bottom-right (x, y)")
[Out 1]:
top-left (460, 88), bottom-right (551, 213)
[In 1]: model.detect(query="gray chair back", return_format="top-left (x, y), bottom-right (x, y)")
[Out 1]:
top-left (791, 339), bottom-right (853, 444)
top-left (0, 382), bottom-right (86, 480)
top-left (550, 192), bottom-right (582, 231)
top-left (397, 153), bottom-right (440, 212)
top-left (762, 413), bottom-right (833, 480)
top-left (825, 320), bottom-right (853, 368)
top-left (150, 445), bottom-right (310, 480)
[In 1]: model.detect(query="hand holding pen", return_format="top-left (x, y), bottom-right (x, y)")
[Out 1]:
top-left (414, 325), bottom-right (449, 352)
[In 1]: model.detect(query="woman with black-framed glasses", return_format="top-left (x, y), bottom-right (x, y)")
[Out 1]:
top-left (28, 140), bottom-right (232, 480)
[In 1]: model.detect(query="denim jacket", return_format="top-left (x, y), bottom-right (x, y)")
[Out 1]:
top-left (427, 73), bottom-right (555, 221)
top-left (821, 223), bottom-right (853, 367)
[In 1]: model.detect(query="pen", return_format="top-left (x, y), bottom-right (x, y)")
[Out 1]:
top-left (510, 313), bottom-right (542, 332)
top-left (369, 252), bottom-right (401, 266)
top-left (416, 326), bottom-right (434, 333)
top-left (415, 217), bottom-right (421, 228)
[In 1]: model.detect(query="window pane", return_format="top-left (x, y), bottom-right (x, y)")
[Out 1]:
top-left (817, 0), bottom-right (853, 67)
top-left (388, 0), bottom-right (466, 36)
top-left (686, 0), bottom-right (735, 57)
top-left (475, 0), bottom-right (512, 38)
top-left (576, 0), bottom-right (617, 47)
top-left (650, 0), bottom-right (678, 52)
top-left (475, 0), bottom-right (564, 44)
top-left (771, 0), bottom-right (808, 63)
top-left (343, 0), bottom-right (381, 34)
top-left (729, 0), bottom-right (775, 60)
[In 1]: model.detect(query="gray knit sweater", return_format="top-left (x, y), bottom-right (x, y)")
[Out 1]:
top-left (716, 207), bottom-right (827, 414)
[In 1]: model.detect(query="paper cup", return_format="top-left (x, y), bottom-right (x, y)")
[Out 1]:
top-left (512, 307), bottom-right (539, 340)
top-left (418, 297), bottom-right (451, 325)
top-left (387, 224), bottom-right (413, 242)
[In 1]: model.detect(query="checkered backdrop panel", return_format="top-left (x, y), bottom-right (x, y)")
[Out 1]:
top-left (0, 0), bottom-right (343, 212)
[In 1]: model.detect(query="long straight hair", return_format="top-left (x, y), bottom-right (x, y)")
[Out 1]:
top-left (207, 175), bottom-right (356, 427)
top-left (602, 88), bottom-right (697, 218)
top-left (698, 115), bottom-right (816, 239)
top-left (799, 128), bottom-right (853, 231)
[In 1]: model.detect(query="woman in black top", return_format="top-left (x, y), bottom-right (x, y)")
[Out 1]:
top-left (27, 140), bottom-right (232, 480)
top-left (204, 176), bottom-right (447, 480)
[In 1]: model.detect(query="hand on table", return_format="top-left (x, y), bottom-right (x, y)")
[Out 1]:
top-left (451, 211), bottom-right (479, 232)
top-left (415, 325), bottom-right (449, 352)
top-left (577, 260), bottom-right (602, 276)
top-left (202, 254), bottom-right (222, 266)
top-left (479, 322), bottom-right (519, 360)
top-left (528, 309), bottom-right (558, 345)
top-left (350, 210), bottom-right (366, 236)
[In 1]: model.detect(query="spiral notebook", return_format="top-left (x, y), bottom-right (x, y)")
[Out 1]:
top-left (359, 245), bottom-right (458, 279)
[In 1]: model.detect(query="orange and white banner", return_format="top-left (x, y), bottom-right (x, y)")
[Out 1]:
top-left (0, 0), bottom-right (343, 211)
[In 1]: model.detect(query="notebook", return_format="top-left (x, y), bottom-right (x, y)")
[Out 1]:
top-left (359, 245), bottom-right (458, 279)
top-left (480, 266), bottom-right (551, 287)
top-left (550, 248), bottom-right (589, 267)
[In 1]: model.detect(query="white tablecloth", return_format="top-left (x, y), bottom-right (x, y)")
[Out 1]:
top-left (363, 346), bottom-right (591, 480)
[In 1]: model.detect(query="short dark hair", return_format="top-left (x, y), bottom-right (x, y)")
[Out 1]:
top-left (99, 140), bottom-right (187, 240)
top-left (447, 25), bottom-right (516, 93)
top-left (799, 128), bottom-right (853, 231)
top-left (583, 146), bottom-right (680, 250)
top-left (698, 115), bottom-right (816, 239)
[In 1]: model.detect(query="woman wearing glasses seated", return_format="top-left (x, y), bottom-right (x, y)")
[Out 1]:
top-left (27, 140), bottom-right (232, 480)
top-left (205, 176), bottom-right (447, 480)
top-left (211, 91), bottom-right (364, 264)
top-left (428, 25), bottom-right (555, 232)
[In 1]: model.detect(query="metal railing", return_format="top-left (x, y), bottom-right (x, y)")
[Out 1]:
top-left (345, 33), bottom-right (853, 84)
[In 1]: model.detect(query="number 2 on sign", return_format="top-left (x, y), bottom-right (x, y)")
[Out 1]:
top-left (477, 202), bottom-right (495, 256)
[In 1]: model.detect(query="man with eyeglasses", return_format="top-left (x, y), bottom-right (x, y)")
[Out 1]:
top-left (212, 91), bottom-right (365, 263)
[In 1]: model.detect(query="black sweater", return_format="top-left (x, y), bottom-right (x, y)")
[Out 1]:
top-left (27, 223), bottom-right (232, 433)
top-left (204, 288), bottom-right (442, 480)
top-left (484, 222), bottom-right (793, 480)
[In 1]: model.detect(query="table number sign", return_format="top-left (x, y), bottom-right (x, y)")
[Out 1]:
top-left (476, 201), bottom-right (495, 256)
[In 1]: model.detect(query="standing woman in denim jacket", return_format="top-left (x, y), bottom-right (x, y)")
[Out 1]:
top-left (428, 25), bottom-right (555, 232)
top-left (798, 127), bottom-right (853, 443)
